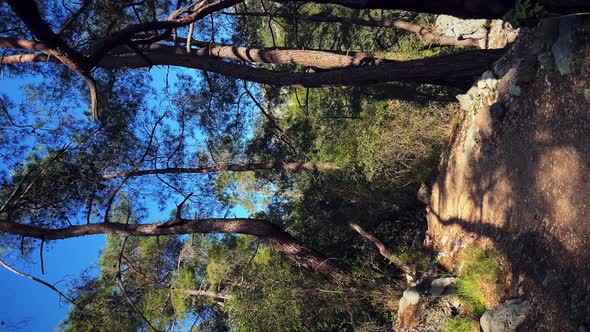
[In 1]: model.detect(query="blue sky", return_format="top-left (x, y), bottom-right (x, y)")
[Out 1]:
top-left (0, 235), bottom-right (104, 331)
top-left (0, 76), bottom-right (106, 331)
top-left (0, 64), bottom-right (253, 330)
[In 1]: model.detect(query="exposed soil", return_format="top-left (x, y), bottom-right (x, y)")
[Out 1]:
top-left (425, 17), bottom-right (590, 331)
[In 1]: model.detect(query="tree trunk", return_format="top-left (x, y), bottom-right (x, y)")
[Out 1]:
top-left (0, 218), bottom-right (351, 282)
top-left (228, 12), bottom-right (481, 47)
top-left (99, 47), bottom-right (505, 88)
top-left (281, 0), bottom-right (590, 19)
top-left (278, 0), bottom-right (515, 19)
top-left (102, 162), bottom-right (338, 179)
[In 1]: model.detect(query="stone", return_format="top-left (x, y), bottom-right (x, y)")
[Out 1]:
top-left (509, 84), bottom-right (522, 97)
top-left (457, 93), bottom-right (475, 111)
top-left (399, 287), bottom-right (420, 313)
top-left (516, 57), bottom-right (538, 85)
top-left (457, 86), bottom-right (480, 111)
top-left (584, 89), bottom-right (590, 103)
top-left (477, 71), bottom-right (498, 90)
top-left (552, 16), bottom-right (584, 75)
top-left (435, 15), bottom-right (488, 40)
top-left (480, 299), bottom-right (531, 332)
top-left (496, 68), bottom-right (518, 97)
top-left (489, 102), bottom-right (507, 121)
top-left (417, 183), bottom-right (431, 205)
top-left (429, 277), bottom-right (457, 297)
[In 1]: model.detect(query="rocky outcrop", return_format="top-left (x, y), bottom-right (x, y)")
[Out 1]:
top-left (396, 278), bottom-right (460, 331)
top-left (425, 16), bottom-right (590, 330)
top-left (435, 15), bottom-right (518, 49)
top-left (480, 299), bottom-right (531, 332)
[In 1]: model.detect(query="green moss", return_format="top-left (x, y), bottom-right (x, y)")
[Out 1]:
top-left (443, 317), bottom-right (479, 332)
top-left (455, 247), bottom-right (503, 317)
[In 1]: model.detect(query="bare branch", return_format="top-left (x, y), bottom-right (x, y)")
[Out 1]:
top-left (0, 256), bottom-right (80, 309)
top-left (102, 162), bottom-right (338, 179)
top-left (349, 223), bottom-right (414, 280)
top-left (0, 218), bottom-right (350, 281)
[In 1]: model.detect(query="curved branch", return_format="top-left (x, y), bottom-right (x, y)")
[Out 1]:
top-left (102, 162), bottom-right (337, 179)
top-left (225, 12), bottom-right (481, 47)
top-left (98, 47), bottom-right (505, 88)
top-left (182, 289), bottom-right (233, 300)
top-left (0, 218), bottom-right (350, 281)
top-left (5, 1), bottom-right (98, 118)
top-left (0, 256), bottom-right (81, 309)
top-left (88, 0), bottom-right (243, 64)
top-left (350, 223), bottom-right (414, 279)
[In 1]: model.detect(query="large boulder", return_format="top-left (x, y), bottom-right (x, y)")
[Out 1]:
top-left (480, 299), bottom-right (531, 332)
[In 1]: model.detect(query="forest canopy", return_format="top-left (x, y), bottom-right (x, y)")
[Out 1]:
top-left (0, 0), bottom-right (586, 331)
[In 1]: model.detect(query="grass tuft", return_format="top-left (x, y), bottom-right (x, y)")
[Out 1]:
top-left (443, 317), bottom-right (479, 332)
top-left (455, 247), bottom-right (502, 316)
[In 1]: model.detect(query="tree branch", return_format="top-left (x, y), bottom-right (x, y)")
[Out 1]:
top-left (350, 223), bottom-right (415, 280)
top-left (0, 256), bottom-right (81, 309)
top-left (5, 0), bottom-right (97, 118)
top-left (97, 47), bottom-right (505, 88)
top-left (0, 218), bottom-right (350, 281)
top-left (101, 162), bottom-right (338, 179)
top-left (88, 0), bottom-right (243, 65)
top-left (225, 11), bottom-right (481, 47)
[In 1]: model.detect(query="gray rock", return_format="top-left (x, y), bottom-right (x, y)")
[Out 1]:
top-left (456, 86), bottom-right (480, 111)
top-left (399, 287), bottom-right (420, 313)
top-left (477, 71), bottom-right (497, 91)
top-left (457, 93), bottom-right (475, 111)
top-left (584, 89), bottom-right (590, 103)
top-left (490, 102), bottom-right (507, 121)
top-left (530, 19), bottom-right (560, 55)
top-left (552, 16), bottom-right (584, 75)
top-left (480, 299), bottom-right (531, 332)
top-left (435, 15), bottom-right (488, 39)
top-left (516, 56), bottom-right (538, 85)
top-left (429, 277), bottom-right (457, 297)
top-left (509, 83), bottom-right (522, 97)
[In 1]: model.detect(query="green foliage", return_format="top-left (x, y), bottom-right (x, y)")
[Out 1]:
top-left (7, 2), bottom-right (469, 330)
top-left (213, 172), bottom-right (274, 214)
top-left (171, 268), bottom-right (198, 317)
top-left (455, 247), bottom-right (503, 316)
top-left (395, 244), bottom-right (431, 273)
top-left (503, 0), bottom-right (545, 28)
top-left (225, 248), bottom-right (304, 332)
top-left (443, 317), bottom-right (479, 332)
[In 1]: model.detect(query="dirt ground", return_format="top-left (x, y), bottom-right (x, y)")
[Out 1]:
top-left (425, 18), bottom-right (590, 331)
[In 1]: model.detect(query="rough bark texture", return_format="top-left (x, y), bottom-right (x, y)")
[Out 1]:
top-left (228, 12), bottom-right (481, 47)
top-left (98, 47), bottom-right (505, 88)
top-left (5, 0), bottom-right (97, 117)
top-left (277, 0), bottom-right (515, 19)
top-left (190, 42), bottom-right (384, 69)
top-left (279, 0), bottom-right (590, 19)
top-left (102, 162), bottom-right (338, 179)
top-left (0, 218), bottom-right (350, 281)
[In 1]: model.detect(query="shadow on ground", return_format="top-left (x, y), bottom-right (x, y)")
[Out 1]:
top-left (426, 18), bottom-right (590, 330)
